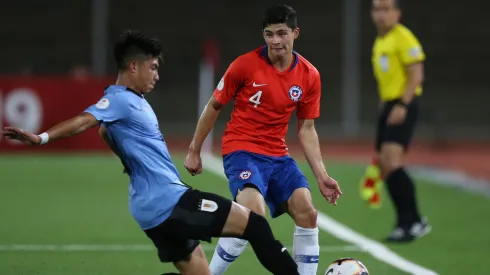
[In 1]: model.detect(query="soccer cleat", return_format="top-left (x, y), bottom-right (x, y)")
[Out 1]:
top-left (385, 217), bottom-right (432, 243)
top-left (360, 157), bottom-right (383, 208)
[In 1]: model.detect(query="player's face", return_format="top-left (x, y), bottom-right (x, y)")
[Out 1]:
top-left (371, 0), bottom-right (400, 30)
top-left (135, 57), bottom-right (160, 93)
top-left (263, 24), bottom-right (299, 59)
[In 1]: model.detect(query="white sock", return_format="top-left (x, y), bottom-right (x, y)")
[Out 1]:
top-left (293, 225), bottom-right (319, 275)
top-left (209, 237), bottom-right (248, 275)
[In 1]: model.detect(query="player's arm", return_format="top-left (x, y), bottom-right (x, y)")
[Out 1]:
top-left (41, 113), bottom-right (98, 142)
top-left (297, 118), bottom-right (342, 204)
top-left (188, 60), bottom-right (244, 154)
top-left (399, 34), bottom-right (425, 104)
top-left (400, 62), bottom-right (424, 104)
top-left (3, 94), bottom-right (126, 146)
top-left (188, 97), bottom-right (223, 154)
top-left (297, 119), bottom-right (328, 180)
top-left (297, 71), bottom-right (342, 204)
top-left (296, 73), bottom-right (323, 178)
top-left (185, 59), bottom-right (244, 175)
top-left (2, 112), bottom-right (98, 146)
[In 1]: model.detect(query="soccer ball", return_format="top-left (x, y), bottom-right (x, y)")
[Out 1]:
top-left (325, 258), bottom-right (369, 275)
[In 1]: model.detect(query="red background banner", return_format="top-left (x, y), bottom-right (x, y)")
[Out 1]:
top-left (0, 77), bottom-right (114, 153)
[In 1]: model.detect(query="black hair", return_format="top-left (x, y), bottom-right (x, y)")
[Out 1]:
top-left (262, 4), bottom-right (298, 30)
top-left (394, 0), bottom-right (402, 9)
top-left (114, 30), bottom-right (163, 71)
top-left (372, 0), bottom-right (402, 10)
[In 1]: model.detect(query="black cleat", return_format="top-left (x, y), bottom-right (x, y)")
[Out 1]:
top-left (385, 217), bottom-right (432, 243)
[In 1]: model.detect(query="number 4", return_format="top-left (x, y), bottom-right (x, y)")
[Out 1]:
top-left (249, 91), bottom-right (262, 108)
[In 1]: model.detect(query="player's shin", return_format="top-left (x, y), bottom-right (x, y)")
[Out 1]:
top-left (209, 237), bottom-right (248, 275)
top-left (293, 225), bottom-right (319, 275)
top-left (242, 212), bottom-right (299, 275)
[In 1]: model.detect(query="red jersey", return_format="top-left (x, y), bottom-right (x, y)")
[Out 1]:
top-left (213, 46), bottom-right (321, 157)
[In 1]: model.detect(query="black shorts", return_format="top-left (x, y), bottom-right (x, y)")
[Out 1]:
top-left (376, 97), bottom-right (419, 152)
top-left (143, 188), bottom-right (232, 263)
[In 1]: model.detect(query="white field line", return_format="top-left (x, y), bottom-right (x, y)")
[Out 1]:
top-left (201, 153), bottom-right (439, 275)
top-left (0, 244), bottom-right (360, 253)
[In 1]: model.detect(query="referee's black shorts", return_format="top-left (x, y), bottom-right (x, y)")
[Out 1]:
top-left (376, 97), bottom-right (419, 152)
top-left (143, 188), bottom-right (232, 263)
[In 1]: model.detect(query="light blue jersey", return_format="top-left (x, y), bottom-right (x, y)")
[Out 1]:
top-left (84, 85), bottom-right (188, 230)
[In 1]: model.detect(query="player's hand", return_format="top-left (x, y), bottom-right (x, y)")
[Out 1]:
top-left (1, 127), bottom-right (41, 146)
top-left (184, 151), bottom-right (203, 176)
top-left (387, 104), bottom-right (407, 125)
top-left (318, 175), bottom-right (342, 206)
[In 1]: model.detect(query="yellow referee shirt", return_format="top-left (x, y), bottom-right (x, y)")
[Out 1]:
top-left (372, 24), bottom-right (425, 102)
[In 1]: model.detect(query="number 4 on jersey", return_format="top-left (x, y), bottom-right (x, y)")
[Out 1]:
top-left (249, 91), bottom-right (262, 108)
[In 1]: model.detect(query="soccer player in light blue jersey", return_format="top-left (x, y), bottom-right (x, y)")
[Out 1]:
top-left (2, 30), bottom-right (300, 275)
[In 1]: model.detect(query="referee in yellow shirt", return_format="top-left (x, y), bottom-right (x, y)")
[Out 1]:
top-left (371, 0), bottom-right (431, 242)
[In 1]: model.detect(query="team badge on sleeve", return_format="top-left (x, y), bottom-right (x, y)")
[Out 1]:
top-left (288, 85), bottom-right (303, 101)
top-left (239, 170), bottom-right (252, 180)
top-left (95, 98), bottom-right (110, 109)
top-left (217, 77), bottom-right (224, 91)
top-left (409, 46), bottom-right (422, 58)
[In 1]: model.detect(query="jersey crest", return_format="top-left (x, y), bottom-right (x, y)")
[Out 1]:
top-left (239, 170), bottom-right (252, 180)
top-left (379, 54), bottom-right (389, 72)
top-left (288, 85), bottom-right (303, 101)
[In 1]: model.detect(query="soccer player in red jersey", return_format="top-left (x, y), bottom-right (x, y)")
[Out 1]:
top-left (184, 5), bottom-right (342, 275)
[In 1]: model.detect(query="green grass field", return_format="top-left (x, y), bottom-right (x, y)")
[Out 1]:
top-left (1, 154), bottom-right (489, 275)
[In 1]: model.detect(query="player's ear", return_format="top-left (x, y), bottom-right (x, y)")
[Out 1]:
top-left (394, 5), bottom-right (402, 19)
top-left (262, 29), bottom-right (268, 40)
top-left (293, 27), bottom-right (300, 39)
top-left (128, 60), bottom-right (137, 73)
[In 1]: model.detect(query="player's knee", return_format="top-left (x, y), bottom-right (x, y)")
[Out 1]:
top-left (379, 146), bottom-right (404, 174)
top-left (379, 157), bottom-right (402, 175)
top-left (288, 188), bottom-right (317, 228)
top-left (293, 207), bottom-right (318, 228)
top-left (242, 211), bottom-right (273, 242)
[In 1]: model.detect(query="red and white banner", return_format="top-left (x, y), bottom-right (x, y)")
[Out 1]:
top-left (0, 77), bottom-right (114, 153)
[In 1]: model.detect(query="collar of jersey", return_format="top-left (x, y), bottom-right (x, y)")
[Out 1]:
top-left (378, 23), bottom-right (401, 39)
top-left (261, 45), bottom-right (299, 72)
top-left (104, 85), bottom-right (144, 98)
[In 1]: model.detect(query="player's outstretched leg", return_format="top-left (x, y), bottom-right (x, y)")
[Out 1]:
top-left (222, 202), bottom-right (299, 275)
top-left (193, 188), bottom-right (298, 274)
top-left (147, 186), bottom-right (300, 275)
top-left (156, 188), bottom-right (299, 275)
top-left (209, 187), bottom-right (266, 274)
